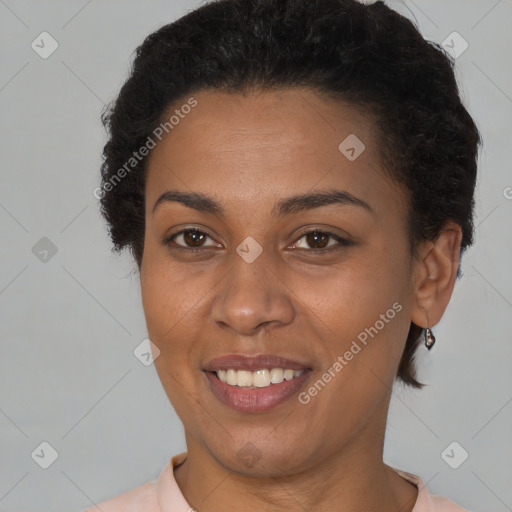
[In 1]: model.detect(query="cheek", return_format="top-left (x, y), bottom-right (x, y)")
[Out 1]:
top-left (140, 258), bottom-right (191, 360)
top-left (299, 256), bottom-right (410, 433)
top-left (306, 246), bottom-right (408, 333)
top-left (303, 244), bottom-right (411, 393)
top-left (140, 252), bottom-right (220, 380)
top-left (141, 258), bottom-right (209, 413)
top-left (141, 244), bottom-right (201, 331)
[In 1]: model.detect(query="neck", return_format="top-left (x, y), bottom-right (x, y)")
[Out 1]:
top-left (174, 422), bottom-right (418, 512)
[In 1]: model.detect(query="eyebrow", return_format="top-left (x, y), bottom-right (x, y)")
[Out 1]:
top-left (152, 189), bottom-right (373, 217)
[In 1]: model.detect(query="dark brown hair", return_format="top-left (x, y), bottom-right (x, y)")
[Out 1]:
top-left (99, 0), bottom-right (481, 388)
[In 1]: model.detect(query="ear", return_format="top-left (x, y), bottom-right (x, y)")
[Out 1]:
top-left (410, 221), bottom-right (463, 328)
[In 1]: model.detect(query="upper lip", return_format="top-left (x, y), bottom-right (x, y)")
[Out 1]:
top-left (203, 354), bottom-right (312, 372)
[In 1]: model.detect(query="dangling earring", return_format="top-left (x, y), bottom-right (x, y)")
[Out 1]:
top-left (424, 326), bottom-right (436, 350)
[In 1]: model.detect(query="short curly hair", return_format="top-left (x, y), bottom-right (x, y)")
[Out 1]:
top-left (98, 0), bottom-right (481, 388)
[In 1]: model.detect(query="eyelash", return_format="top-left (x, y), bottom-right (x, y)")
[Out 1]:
top-left (163, 227), bottom-right (351, 254)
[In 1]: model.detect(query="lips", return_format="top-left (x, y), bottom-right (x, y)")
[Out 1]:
top-left (203, 353), bottom-right (313, 413)
top-left (203, 353), bottom-right (312, 372)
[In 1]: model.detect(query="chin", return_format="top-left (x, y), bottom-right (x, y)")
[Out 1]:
top-left (209, 436), bottom-right (314, 477)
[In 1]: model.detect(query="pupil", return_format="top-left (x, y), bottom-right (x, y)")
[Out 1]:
top-left (185, 230), bottom-right (205, 247)
top-left (306, 231), bottom-right (328, 248)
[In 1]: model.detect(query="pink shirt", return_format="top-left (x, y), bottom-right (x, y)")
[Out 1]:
top-left (82, 452), bottom-right (470, 512)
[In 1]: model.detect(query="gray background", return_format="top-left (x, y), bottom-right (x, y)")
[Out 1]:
top-left (0, 1), bottom-right (511, 511)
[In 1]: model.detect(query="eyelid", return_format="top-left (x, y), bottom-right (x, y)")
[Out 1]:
top-left (289, 228), bottom-right (351, 251)
top-left (164, 226), bottom-right (352, 253)
top-left (163, 226), bottom-right (221, 249)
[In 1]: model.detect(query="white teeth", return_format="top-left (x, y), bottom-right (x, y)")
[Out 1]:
top-left (270, 368), bottom-right (284, 383)
top-left (253, 369), bottom-right (270, 388)
top-left (215, 368), bottom-right (305, 388)
top-left (226, 369), bottom-right (237, 386)
top-left (284, 369), bottom-right (295, 380)
top-left (236, 370), bottom-right (253, 387)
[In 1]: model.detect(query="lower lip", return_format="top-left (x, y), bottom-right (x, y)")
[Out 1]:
top-left (204, 370), bottom-right (312, 413)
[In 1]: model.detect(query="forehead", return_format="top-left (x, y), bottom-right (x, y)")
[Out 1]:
top-left (145, 88), bottom-right (403, 217)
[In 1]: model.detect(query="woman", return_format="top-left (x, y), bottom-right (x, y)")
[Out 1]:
top-left (86, 0), bottom-right (480, 510)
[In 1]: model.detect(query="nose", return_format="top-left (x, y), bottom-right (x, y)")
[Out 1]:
top-left (211, 251), bottom-right (295, 336)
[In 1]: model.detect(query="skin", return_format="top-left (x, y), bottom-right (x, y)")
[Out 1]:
top-left (140, 88), bottom-right (462, 512)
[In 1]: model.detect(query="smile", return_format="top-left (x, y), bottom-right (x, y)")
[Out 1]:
top-left (203, 353), bottom-right (313, 412)
top-left (215, 368), bottom-right (305, 388)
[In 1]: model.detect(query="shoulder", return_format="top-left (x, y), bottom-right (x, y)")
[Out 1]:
top-left (391, 467), bottom-right (472, 512)
top-left (78, 454), bottom-right (187, 512)
top-left (80, 479), bottom-right (159, 512)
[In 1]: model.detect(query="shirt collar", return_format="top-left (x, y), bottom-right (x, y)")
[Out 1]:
top-left (157, 453), bottom-right (432, 512)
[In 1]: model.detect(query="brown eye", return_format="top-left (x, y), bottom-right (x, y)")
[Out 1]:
top-left (167, 229), bottom-right (219, 249)
top-left (305, 231), bottom-right (329, 249)
top-left (292, 230), bottom-right (350, 251)
top-left (183, 229), bottom-right (207, 247)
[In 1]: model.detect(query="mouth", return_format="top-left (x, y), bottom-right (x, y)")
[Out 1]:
top-left (211, 367), bottom-right (307, 388)
top-left (203, 354), bottom-right (313, 412)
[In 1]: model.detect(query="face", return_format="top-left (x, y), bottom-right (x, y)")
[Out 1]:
top-left (140, 88), bottom-right (417, 476)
